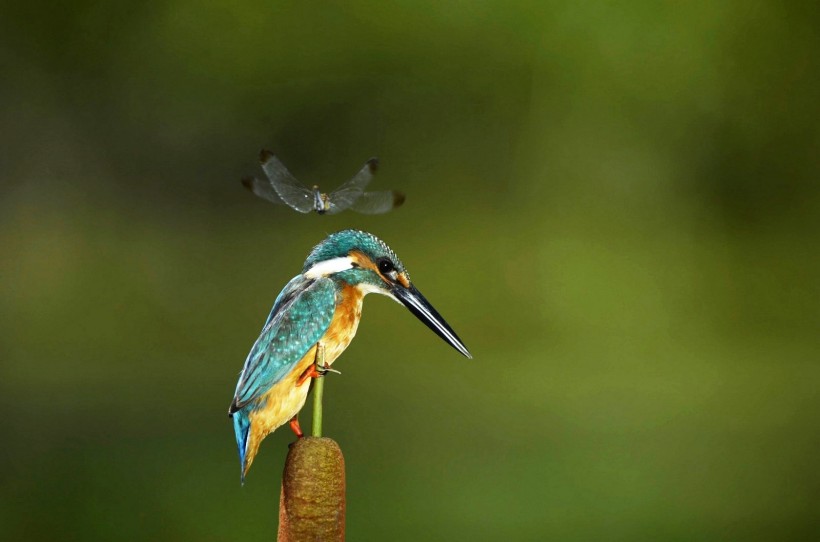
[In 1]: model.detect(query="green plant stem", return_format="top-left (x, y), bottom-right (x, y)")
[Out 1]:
top-left (312, 345), bottom-right (324, 437)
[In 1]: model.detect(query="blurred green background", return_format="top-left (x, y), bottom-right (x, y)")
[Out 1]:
top-left (2, 1), bottom-right (819, 540)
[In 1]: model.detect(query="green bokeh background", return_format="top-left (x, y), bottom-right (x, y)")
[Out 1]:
top-left (2, 2), bottom-right (818, 540)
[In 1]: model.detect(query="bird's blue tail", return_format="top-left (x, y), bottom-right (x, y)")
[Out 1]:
top-left (232, 410), bottom-right (251, 484)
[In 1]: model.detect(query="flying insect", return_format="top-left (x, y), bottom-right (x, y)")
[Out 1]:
top-left (242, 150), bottom-right (405, 215)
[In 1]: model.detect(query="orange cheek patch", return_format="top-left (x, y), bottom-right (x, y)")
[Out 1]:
top-left (349, 250), bottom-right (379, 273)
top-left (396, 272), bottom-right (410, 288)
top-left (349, 250), bottom-right (394, 285)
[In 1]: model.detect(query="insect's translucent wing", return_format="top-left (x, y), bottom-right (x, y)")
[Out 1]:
top-left (259, 150), bottom-right (314, 213)
top-left (230, 276), bottom-right (336, 412)
top-left (326, 157), bottom-right (379, 213)
top-left (241, 176), bottom-right (287, 205)
top-left (349, 190), bottom-right (406, 214)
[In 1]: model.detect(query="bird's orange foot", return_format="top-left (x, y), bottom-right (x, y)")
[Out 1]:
top-left (289, 417), bottom-right (304, 438)
top-left (296, 362), bottom-right (340, 387)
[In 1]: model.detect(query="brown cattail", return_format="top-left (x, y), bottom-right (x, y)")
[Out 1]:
top-left (277, 437), bottom-right (345, 541)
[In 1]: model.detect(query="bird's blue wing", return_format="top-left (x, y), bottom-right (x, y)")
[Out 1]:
top-left (230, 276), bottom-right (336, 412)
top-left (262, 275), bottom-right (304, 330)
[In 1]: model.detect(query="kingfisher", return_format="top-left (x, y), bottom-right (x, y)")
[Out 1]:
top-left (228, 229), bottom-right (471, 481)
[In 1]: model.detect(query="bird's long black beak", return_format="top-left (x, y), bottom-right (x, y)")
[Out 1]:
top-left (392, 284), bottom-right (472, 359)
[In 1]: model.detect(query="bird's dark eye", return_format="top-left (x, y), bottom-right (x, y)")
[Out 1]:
top-left (378, 259), bottom-right (395, 274)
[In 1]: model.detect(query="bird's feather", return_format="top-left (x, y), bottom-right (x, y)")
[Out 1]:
top-left (230, 276), bottom-right (336, 412)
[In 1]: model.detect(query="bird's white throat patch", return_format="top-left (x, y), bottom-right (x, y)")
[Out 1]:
top-left (356, 282), bottom-right (396, 300)
top-left (304, 256), bottom-right (355, 278)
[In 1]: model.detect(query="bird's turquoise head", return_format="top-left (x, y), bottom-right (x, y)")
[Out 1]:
top-left (303, 229), bottom-right (407, 288)
top-left (302, 229), bottom-right (471, 358)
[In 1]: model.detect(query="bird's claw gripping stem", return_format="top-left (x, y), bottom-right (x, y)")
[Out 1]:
top-left (297, 362), bottom-right (340, 386)
top-left (317, 363), bottom-right (341, 376)
top-left (297, 344), bottom-right (340, 387)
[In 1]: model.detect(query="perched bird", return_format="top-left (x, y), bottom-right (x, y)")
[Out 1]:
top-left (229, 230), bottom-right (471, 481)
top-left (242, 150), bottom-right (406, 215)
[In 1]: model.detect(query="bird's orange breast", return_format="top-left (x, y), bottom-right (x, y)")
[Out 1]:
top-left (321, 283), bottom-right (365, 365)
